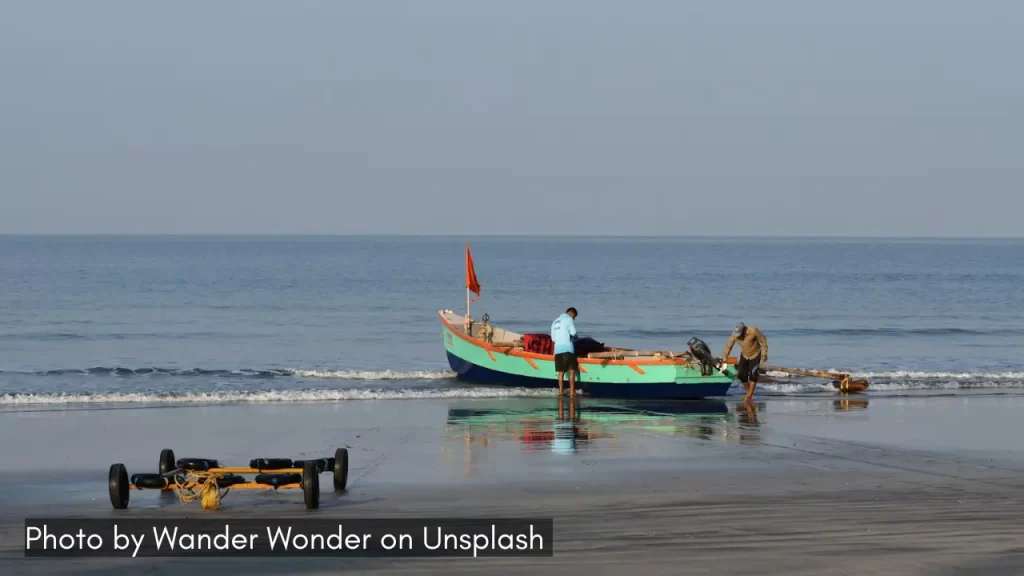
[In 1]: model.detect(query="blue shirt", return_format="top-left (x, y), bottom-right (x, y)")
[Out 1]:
top-left (550, 313), bottom-right (577, 354)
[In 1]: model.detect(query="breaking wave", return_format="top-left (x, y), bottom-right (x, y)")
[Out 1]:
top-left (3, 366), bottom-right (1023, 405)
top-left (758, 370), bottom-right (1024, 395)
top-left (288, 369), bottom-right (454, 380)
top-left (11, 366), bottom-right (1021, 382)
top-left (0, 367), bottom-right (455, 380)
top-left (763, 370), bottom-right (1024, 381)
top-left (851, 370), bottom-right (1024, 380)
top-left (0, 386), bottom-right (556, 406)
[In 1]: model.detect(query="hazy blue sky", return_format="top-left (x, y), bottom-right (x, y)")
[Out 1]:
top-left (1, 1), bottom-right (1021, 236)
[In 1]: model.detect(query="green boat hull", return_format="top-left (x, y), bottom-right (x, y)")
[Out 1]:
top-left (441, 313), bottom-right (737, 399)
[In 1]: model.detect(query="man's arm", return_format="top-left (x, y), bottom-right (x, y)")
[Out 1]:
top-left (568, 317), bottom-right (577, 340)
top-left (754, 327), bottom-right (767, 361)
top-left (721, 336), bottom-right (736, 360)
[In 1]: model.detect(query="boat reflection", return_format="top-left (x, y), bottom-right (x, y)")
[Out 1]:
top-left (445, 397), bottom-right (738, 456)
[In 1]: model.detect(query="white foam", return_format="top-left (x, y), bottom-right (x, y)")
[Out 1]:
top-left (765, 370), bottom-right (1024, 380)
top-left (0, 367), bottom-right (458, 380)
top-left (853, 370), bottom-right (1024, 380)
top-left (288, 369), bottom-right (455, 380)
top-left (0, 386), bottom-right (556, 406)
top-left (756, 383), bottom-right (836, 394)
top-left (757, 380), bottom-right (1024, 395)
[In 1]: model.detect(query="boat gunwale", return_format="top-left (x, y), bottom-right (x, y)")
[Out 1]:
top-left (439, 311), bottom-right (737, 368)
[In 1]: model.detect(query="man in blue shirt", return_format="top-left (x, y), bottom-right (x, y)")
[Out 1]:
top-left (550, 307), bottom-right (579, 397)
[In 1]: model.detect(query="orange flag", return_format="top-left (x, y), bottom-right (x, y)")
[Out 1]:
top-left (465, 243), bottom-right (481, 302)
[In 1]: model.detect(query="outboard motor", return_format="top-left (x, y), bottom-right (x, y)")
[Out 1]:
top-left (687, 337), bottom-right (717, 376)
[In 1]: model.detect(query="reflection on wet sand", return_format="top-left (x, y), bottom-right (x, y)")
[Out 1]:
top-left (833, 398), bottom-right (870, 412)
top-left (445, 397), bottom-right (745, 458)
top-left (734, 402), bottom-right (763, 444)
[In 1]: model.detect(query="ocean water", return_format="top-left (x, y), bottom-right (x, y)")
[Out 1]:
top-left (0, 236), bottom-right (1021, 406)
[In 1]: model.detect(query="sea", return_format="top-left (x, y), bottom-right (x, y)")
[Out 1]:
top-left (1, 235), bottom-right (1021, 407)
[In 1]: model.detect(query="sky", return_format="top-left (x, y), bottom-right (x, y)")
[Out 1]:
top-left (1, 0), bottom-right (1021, 236)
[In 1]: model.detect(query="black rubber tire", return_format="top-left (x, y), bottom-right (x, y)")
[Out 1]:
top-left (109, 463), bottom-right (129, 509)
top-left (158, 448), bottom-right (176, 492)
top-left (302, 460), bottom-right (319, 510)
top-left (218, 474), bottom-right (247, 487)
top-left (176, 458), bottom-right (219, 471)
top-left (159, 448), bottom-right (176, 475)
top-left (254, 473), bottom-right (302, 487)
top-left (249, 458), bottom-right (294, 471)
top-left (333, 448), bottom-right (349, 491)
top-left (293, 458), bottom-right (333, 473)
top-left (131, 473), bottom-right (169, 490)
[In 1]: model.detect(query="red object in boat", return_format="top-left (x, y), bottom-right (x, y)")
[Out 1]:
top-left (522, 333), bottom-right (554, 355)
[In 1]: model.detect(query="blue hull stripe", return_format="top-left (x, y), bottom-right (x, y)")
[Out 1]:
top-left (446, 352), bottom-right (732, 399)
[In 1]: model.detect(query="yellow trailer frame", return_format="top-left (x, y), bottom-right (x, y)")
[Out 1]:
top-left (109, 447), bottom-right (349, 510)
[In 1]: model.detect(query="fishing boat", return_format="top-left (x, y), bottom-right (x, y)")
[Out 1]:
top-left (439, 244), bottom-right (740, 399)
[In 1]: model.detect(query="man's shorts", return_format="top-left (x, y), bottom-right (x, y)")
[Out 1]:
top-left (737, 355), bottom-right (761, 383)
top-left (554, 352), bottom-right (578, 373)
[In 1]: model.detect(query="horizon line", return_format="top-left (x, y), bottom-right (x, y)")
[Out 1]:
top-left (1, 232), bottom-right (1023, 240)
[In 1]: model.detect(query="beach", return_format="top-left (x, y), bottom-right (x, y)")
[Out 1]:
top-left (2, 236), bottom-right (1023, 574)
top-left (3, 394), bottom-right (1024, 574)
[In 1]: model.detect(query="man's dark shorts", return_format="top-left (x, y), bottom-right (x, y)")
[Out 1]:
top-left (554, 352), bottom-right (578, 373)
top-left (737, 356), bottom-right (761, 383)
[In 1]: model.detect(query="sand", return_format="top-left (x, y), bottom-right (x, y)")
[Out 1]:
top-left (2, 395), bottom-right (1024, 574)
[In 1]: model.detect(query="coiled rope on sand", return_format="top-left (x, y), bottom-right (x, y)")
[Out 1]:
top-left (174, 471), bottom-right (230, 510)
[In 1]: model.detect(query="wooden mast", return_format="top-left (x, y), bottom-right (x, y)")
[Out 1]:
top-left (465, 242), bottom-right (481, 329)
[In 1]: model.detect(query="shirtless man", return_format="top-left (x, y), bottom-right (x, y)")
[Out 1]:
top-left (722, 322), bottom-right (768, 404)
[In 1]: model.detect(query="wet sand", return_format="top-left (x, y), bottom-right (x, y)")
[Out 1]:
top-left (3, 395), bottom-right (1024, 574)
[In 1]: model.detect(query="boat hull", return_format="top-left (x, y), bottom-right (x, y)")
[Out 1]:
top-left (448, 352), bottom-right (732, 398)
top-left (442, 316), bottom-right (736, 400)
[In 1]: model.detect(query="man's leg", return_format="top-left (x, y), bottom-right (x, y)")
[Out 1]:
top-left (557, 371), bottom-right (564, 396)
top-left (569, 368), bottom-right (576, 397)
top-left (738, 357), bottom-right (754, 403)
top-left (743, 357), bottom-right (760, 404)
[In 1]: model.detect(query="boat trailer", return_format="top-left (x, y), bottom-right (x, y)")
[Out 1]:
top-left (108, 447), bottom-right (349, 511)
